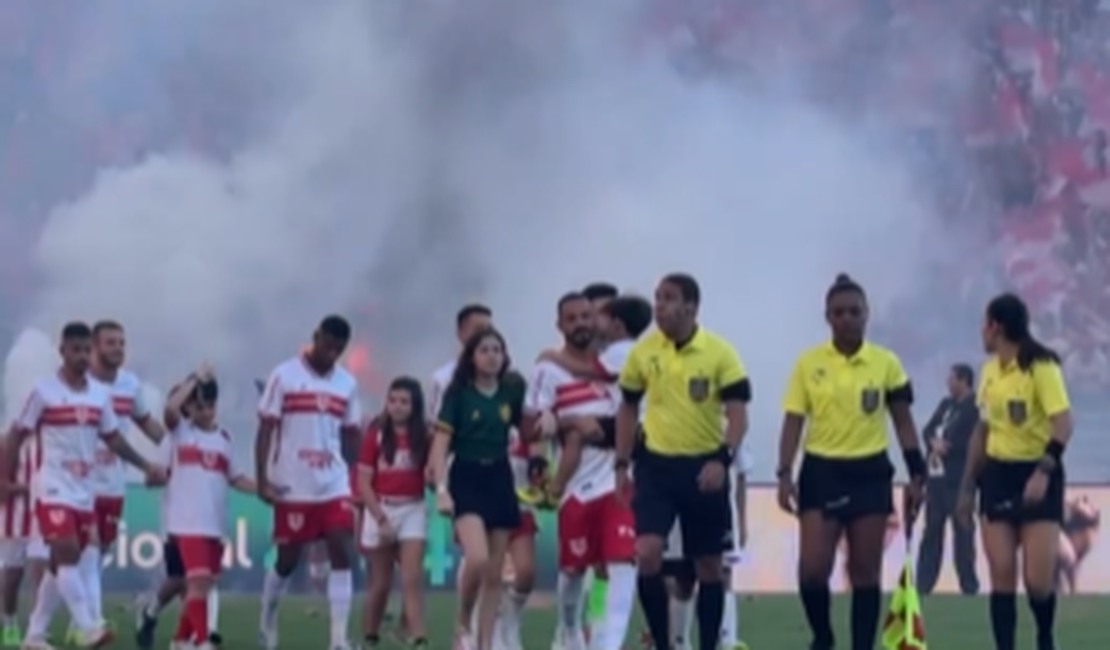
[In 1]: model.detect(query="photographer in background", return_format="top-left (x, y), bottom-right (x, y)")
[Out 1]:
top-left (916, 363), bottom-right (980, 595)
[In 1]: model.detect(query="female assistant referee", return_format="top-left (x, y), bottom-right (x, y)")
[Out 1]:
top-left (956, 293), bottom-right (1072, 650)
top-left (775, 274), bottom-right (926, 650)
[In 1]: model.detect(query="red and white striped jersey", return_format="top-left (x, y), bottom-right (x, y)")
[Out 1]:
top-left (89, 369), bottom-right (150, 497)
top-left (0, 437), bottom-right (36, 538)
top-left (13, 373), bottom-right (119, 511)
top-left (156, 422), bottom-right (245, 538)
top-left (525, 341), bottom-right (630, 504)
top-left (258, 357), bottom-right (361, 502)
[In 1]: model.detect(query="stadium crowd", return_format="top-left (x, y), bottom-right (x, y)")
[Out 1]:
top-left (0, 0), bottom-right (1109, 394)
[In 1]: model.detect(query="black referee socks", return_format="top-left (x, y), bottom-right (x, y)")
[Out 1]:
top-left (636, 573), bottom-right (670, 650)
top-left (695, 580), bottom-right (724, 650)
top-left (849, 585), bottom-right (880, 650)
top-left (1027, 592), bottom-right (1057, 649)
top-left (990, 592), bottom-right (1017, 650)
top-left (799, 580), bottom-right (834, 649)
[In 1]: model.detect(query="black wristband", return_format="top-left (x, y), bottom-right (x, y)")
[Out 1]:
top-left (776, 466), bottom-right (791, 480)
top-left (903, 448), bottom-right (927, 480)
top-left (614, 458), bottom-right (630, 471)
top-left (718, 445), bottom-right (734, 465)
top-left (1044, 439), bottom-right (1066, 462)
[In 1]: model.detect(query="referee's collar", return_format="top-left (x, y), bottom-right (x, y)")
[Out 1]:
top-left (670, 326), bottom-right (704, 351)
top-left (823, 339), bottom-right (870, 364)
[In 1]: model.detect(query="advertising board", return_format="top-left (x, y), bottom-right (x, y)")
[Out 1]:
top-left (105, 484), bottom-right (1107, 593)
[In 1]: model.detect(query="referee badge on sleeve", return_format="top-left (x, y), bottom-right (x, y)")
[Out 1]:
top-left (860, 388), bottom-right (880, 414)
top-left (687, 376), bottom-right (710, 402)
top-left (1007, 399), bottom-right (1027, 424)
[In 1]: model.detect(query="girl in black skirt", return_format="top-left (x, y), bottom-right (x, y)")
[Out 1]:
top-left (957, 293), bottom-right (1073, 650)
top-left (428, 328), bottom-right (530, 650)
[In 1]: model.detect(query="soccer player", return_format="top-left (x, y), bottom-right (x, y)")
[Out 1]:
top-left (358, 377), bottom-right (430, 649)
top-left (4, 321), bottom-right (165, 649)
top-left (70, 320), bottom-right (165, 642)
top-left (614, 274), bottom-right (751, 650)
top-left (0, 422), bottom-right (35, 645)
top-left (159, 366), bottom-right (254, 649)
top-left (956, 293), bottom-right (1072, 650)
top-left (528, 292), bottom-right (641, 650)
top-left (775, 274), bottom-right (925, 650)
top-left (429, 328), bottom-right (532, 650)
top-left (256, 315), bottom-right (363, 650)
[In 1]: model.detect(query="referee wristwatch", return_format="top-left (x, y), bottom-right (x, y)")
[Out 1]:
top-left (613, 458), bottom-right (630, 472)
top-left (717, 444), bottom-right (734, 466)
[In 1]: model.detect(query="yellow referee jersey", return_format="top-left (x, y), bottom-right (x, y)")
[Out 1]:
top-left (782, 341), bottom-right (911, 458)
top-left (619, 327), bottom-right (750, 455)
top-left (977, 356), bottom-right (1070, 461)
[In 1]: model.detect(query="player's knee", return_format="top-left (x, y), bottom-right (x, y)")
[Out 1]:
top-left (635, 537), bottom-right (664, 575)
top-left (692, 556), bottom-right (722, 583)
top-left (186, 575), bottom-right (214, 596)
top-left (797, 553), bottom-right (834, 585)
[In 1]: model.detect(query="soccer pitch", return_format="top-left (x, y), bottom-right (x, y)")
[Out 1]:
top-left (92, 592), bottom-right (1107, 648)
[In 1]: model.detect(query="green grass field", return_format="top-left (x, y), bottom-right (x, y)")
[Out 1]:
top-left (83, 592), bottom-right (1108, 649)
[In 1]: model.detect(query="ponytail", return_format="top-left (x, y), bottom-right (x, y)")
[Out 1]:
top-left (1016, 334), bottom-right (1060, 371)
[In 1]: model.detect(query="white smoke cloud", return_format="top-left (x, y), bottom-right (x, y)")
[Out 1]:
top-left (23, 0), bottom-right (955, 472)
top-left (2, 328), bottom-right (57, 424)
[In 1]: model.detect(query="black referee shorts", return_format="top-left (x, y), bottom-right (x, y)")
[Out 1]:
top-left (979, 458), bottom-right (1064, 524)
top-left (796, 451), bottom-right (894, 522)
top-left (633, 448), bottom-right (731, 559)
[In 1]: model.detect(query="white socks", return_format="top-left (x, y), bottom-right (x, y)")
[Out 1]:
top-left (556, 573), bottom-right (586, 649)
top-left (591, 564), bottom-right (635, 650)
top-left (207, 587), bottom-right (220, 631)
top-left (721, 590), bottom-right (737, 646)
top-left (669, 595), bottom-right (694, 650)
top-left (26, 572), bottom-right (61, 640)
top-left (78, 547), bottom-right (102, 623)
top-left (498, 585), bottom-right (528, 649)
top-left (259, 569), bottom-right (287, 632)
top-left (326, 570), bottom-right (352, 646)
top-left (55, 566), bottom-right (95, 633)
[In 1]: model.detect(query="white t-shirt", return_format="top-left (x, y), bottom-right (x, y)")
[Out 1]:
top-left (89, 369), bottom-right (150, 497)
top-left (257, 357), bottom-right (361, 502)
top-left (427, 360), bottom-right (456, 421)
top-left (157, 422), bottom-right (245, 538)
top-left (14, 374), bottom-right (119, 511)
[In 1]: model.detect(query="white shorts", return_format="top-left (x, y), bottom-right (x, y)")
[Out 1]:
top-left (26, 536), bottom-right (48, 561)
top-left (0, 539), bottom-right (27, 568)
top-left (359, 499), bottom-right (426, 549)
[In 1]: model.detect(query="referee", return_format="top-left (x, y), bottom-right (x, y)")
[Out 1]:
top-left (614, 273), bottom-right (751, 650)
top-left (775, 274), bottom-right (926, 650)
top-left (956, 293), bottom-right (1072, 650)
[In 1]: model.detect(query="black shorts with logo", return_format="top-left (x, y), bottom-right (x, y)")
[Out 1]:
top-left (633, 448), bottom-right (732, 559)
top-left (979, 458), bottom-right (1064, 524)
top-left (797, 452), bottom-right (894, 522)
top-left (449, 456), bottom-right (521, 531)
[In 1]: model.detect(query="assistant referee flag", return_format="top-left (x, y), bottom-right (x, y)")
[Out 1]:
top-left (882, 555), bottom-right (927, 649)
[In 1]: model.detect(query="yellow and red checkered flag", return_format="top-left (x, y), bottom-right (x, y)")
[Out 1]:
top-left (881, 543), bottom-right (927, 649)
